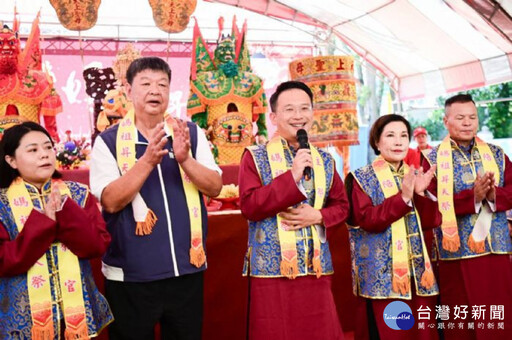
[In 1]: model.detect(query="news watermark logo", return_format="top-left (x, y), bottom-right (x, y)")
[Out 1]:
top-left (383, 301), bottom-right (415, 330)
top-left (416, 304), bottom-right (506, 330)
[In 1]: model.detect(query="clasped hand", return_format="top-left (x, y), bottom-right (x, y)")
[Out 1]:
top-left (401, 165), bottom-right (437, 203)
top-left (278, 204), bottom-right (322, 231)
top-left (140, 119), bottom-right (191, 167)
top-left (474, 172), bottom-right (495, 203)
top-left (44, 185), bottom-right (62, 221)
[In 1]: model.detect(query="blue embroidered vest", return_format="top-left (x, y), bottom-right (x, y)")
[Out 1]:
top-left (242, 142), bottom-right (335, 277)
top-left (0, 180), bottom-right (112, 340)
top-left (348, 164), bottom-right (439, 299)
top-left (425, 142), bottom-right (512, 260)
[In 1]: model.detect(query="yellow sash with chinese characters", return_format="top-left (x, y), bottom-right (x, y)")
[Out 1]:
top-left (164, 114), bottom-right (205, 267)
top-left (7, 178), bottom-right (89, 340)
top-left (267, 137), bottom-right (325, 279)
top-left (116, 110), bottom-right (205, 267)
top-left (437, 136), bottom-right (500, 253)
top-left (116, 110), bottom-right (158, 236)
top-left (372, 157), bottom-right (435, 294)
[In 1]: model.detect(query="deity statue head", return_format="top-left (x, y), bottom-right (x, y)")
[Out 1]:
top-left (214, 35), bottom-right (235, 65)
top-left (112, 44), bottom-right (142, 86)
top-left (0, 25), bottom-right (20, 75)
top-left (215, 35), bottom-right (238, 78)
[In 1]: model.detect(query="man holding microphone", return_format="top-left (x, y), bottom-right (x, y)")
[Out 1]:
top-left (238, 81), bottom-right (349, 340)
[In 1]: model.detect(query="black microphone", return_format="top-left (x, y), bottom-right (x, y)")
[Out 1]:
top-left (296, 129), bottom-right (312, 180)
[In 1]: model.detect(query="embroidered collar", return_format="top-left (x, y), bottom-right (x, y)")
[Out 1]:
top-left (383, 160), bottom-right (405, 178)
top-left (23, 179), bottom-right (52, 196)
top-left (451, 138), bottom-right (475, 156)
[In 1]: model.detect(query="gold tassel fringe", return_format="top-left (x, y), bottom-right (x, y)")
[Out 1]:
top-left (63, 307), bottom-right (89, 340)
top-left (420, 268), bottom-right (435, 290)
top-left (468, 234), bottom-right (486, 254)
top-left (392, 274), bottom-right (410, 295)
top-left (64, 325), bottom-right (89, 340)
top-left (190, 246), bottom-right (206, 268)
top-left (313, 257), bottom-right (322, 279)
top-left (135, 209), bottom-right (158, 236)
top-left (31, 324), bottom-right (54, 340)
top-left (280, 259), bottom-right (299, 280)
top-left (442, 233), bottom-right (460, 252)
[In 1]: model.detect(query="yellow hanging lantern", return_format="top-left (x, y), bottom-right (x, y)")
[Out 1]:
top-left (289, 56), bottom-right (358, 145)
top-left (289, 56), bottom-right (359, 175)
top-left (149, 0), bottom-right (197, 33)
top-left (49, 0), bottom-right (101, 31)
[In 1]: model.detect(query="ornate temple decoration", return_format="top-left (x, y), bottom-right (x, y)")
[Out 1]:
top-left (187, 17), bottom-right (268, 165)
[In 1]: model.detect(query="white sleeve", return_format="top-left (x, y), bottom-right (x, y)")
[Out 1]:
top-left (194, 124), bottom-right (222, 175)
top-left (475, 200), bottom-right (482, 213)
top-left (296, 181), bottom-right (307, 196)
top-left (89, 136), bottom-right (122, 202)
top-left (425, 190), bottom-right (438, 202)
top-left (315, 225), bottom-right (327, 243)
top-left (474, 200), bottom-right (497, 212)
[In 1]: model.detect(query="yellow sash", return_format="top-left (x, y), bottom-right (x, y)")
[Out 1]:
top-left (164, 114), bottom-right (205, 267)
top-left (267, 137), bottom-right (325, 279)
top-left (437, 137), bottom-right (500, 253)
top-left (116, 110), bottom-right (158, 235)
top-left (372, 157), bottom-right (435, 295)
top-left (7, 178), bottom-right (89, 340)
top-left (116, 110), bottom-right (205, 267)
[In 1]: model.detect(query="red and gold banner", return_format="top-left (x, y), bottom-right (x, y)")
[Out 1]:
top-left (289, 56), bottom-right (358, 146)
top-left (18, 11), bottom-right (41, 73)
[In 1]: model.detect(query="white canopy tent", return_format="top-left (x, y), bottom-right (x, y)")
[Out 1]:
top-left (0, 1), bottom-right (317, 46)
top-left (207, 0), bottom-right (512, 101)
top-left (1, 0), bottom-right (511, 101)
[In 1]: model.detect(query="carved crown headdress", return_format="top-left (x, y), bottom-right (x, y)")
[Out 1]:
top-left (112, 43), bottom-right (142, 84)
top-left (190, 16), bottom-right (252, 80)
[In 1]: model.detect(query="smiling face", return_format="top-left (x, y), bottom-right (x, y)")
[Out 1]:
top-left (126, 69), bottom-right (170, 117)
top-left (269, 88), bottom-right (313, 148)
top-left (376, 121), bottom-right (410, 169)
top-left (5, 131), bottom-right (56, 189)
top-left (444, 101), bottom-right (478, 147)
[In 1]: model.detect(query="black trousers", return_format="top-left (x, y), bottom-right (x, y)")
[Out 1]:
top-left (106, 271), bottom-right (204, 340)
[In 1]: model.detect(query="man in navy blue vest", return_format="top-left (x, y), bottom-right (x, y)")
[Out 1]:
top-left (90, 57), bottom-right (222, 340)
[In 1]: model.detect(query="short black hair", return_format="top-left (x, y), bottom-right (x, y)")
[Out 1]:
top-left (369, 114), bottom-right (412, 155)
top-left (0, 122), bottom-right (61, 188)
top-left (445, 93), bottom-right (475, 109)
top-left (269, 81), bottom-right (313, 112)
top-left (126, 57), bottom-right (172, 85)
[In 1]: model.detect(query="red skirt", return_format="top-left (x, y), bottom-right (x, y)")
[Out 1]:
top-left (248, 275), bottom-right (343, 340)
top-left (438, 254), bottom-right (512, 340)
